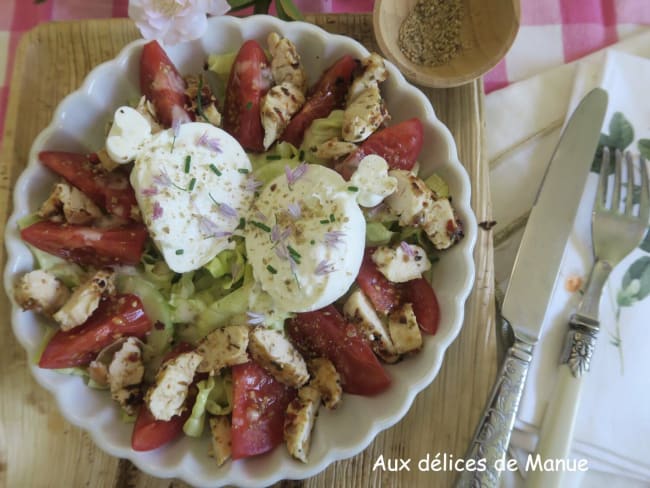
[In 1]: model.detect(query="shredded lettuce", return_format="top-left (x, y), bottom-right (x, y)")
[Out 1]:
top-left (366, 222), bottom-right (395, 247)
top-left (248, 141), bottom-right (301, 185)
top-left (252, 159), bottom-right (300, 186)
top-left (206, 52), bottom-right (237, 77)
top-left (300, 110), bottom-right (344, 165)
top-left (424, 173), bottom-right (450, 199)
top-left (183, 373), bottom-right (233, 436)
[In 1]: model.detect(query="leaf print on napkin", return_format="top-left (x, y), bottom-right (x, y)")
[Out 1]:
top-left (591, 112), bottom-right (635, 173)
top-left (638, 139), bottom-right (650, 160)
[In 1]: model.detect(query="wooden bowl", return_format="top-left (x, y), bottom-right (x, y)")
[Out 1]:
top-left (373, 0), bottom-right (520, 88)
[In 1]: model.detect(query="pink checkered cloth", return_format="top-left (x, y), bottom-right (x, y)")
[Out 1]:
top-left (0, 0), bottom-right (648, 139)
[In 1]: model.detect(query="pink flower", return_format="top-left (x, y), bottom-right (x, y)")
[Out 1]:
top-left (128, 0), bottom-right (230, 46)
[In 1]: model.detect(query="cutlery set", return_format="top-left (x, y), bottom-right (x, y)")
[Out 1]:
top-left (459, 88), bottom-right (650, 487)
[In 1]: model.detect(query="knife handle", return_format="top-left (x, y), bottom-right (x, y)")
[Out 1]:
top-left (455, 337), bottom-right (533, 488)
top-left (526, 317), bottom-right (597, 488)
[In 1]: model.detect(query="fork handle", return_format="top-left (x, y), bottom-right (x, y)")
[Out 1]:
top-left (526, 318), bottom-right (598, 488)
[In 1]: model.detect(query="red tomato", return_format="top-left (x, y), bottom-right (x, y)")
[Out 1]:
top-left (287, 306), bottom-right (391, 396)
top-left (231, 362), bottom-right (295, 459)
top-left (140, 40), bottom-right (189, 128)
top-left (356, 247), bottom-right (401, 314)
top-left (222, 40), bottom-right (271, 152)
top-left (38, 294), bottom-right (152, 369)
top-left (401, 278), bottom-right (441, 335)
top-left (280, 55), bottom-right (358, 147)
top-left (39, 151), bottom-right (138, 219)
top-left (131, 404), bottom-right (190, 452)
top-left (335, 118), bottom-right (424, 180)
top-left (21, 221), bottom-right (147, 266)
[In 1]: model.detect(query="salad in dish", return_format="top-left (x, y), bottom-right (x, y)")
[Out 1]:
top-left (12, 32), bottom-right (463, 465)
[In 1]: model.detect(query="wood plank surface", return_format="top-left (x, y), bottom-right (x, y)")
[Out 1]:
top-left (0, 15), bottom-right (496, 488)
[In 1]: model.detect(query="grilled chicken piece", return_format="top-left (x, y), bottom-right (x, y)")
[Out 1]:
top-left (342, 84), bottom-right (388, 143)
top-left (387, 303), bottom-right (422, 355)
top-left (343, 289), bottom-right (399, 363)
top-left (108, 337), bottom-right (145, 413)
top-left (347, 53), bottom-right (388, 101)
top-left (371, 244), bottom-right (431, 283)
top-left (14, 269), bottom-right (70, 316)
top-left (312, 138), bottom-right (357, 161)
top-left (145, 351), bottom-right (202, 421)
top-left (267, 32), bottom-right (307, 92)
top-left (261, 82), bottom-right (305, 150)
top-left (209, 416), bottom-right (232, 466)
top-left (284, 385), bottom-right (321, 463)
top-left (53, 269), bottom-right (115, 331)
top-left (39, 182), bottom-right (103, 225)
top-left (196, 325), bottom-right (249, 374)
top-left (134, 95), bottom-right (163, 134)
top-left (307, 358), bottom-right (342, 409)
top-left (248, 327), bottom-right (309, 388)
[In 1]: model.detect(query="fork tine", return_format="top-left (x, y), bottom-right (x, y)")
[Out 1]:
top-left (625, 151), bottom-right (635, 216)
top-left (596, 147), bottom-right (610, 208)
top-left (612, 149), bottom-right (623, 211)
top-left (639, 154), bottom-right (649, 223)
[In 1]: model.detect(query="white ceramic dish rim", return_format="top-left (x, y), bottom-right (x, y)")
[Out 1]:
top-left (3, 15), bottom-right (477, 488)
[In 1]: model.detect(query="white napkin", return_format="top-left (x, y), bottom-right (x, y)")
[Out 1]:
top-left (487, 29), bottom-right (650, 486)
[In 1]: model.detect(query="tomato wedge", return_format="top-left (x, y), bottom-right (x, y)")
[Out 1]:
top-left (38, 294), bottom-right (152, 369)
top-left (280, 55), bottom-right (358, 147)
top-left (335, 118), bottom-right (424, 180)
top-left (401, 278), bottom-right (441, 335)
top-left (356, 247), bottom-right (401, 315)
top-left (222, 40), bottom-right (271, 152)
top-left (231, 362), bottom-right (295, 459)
top-left (39, 151), bottom-right (138, 219)
top-left (140, 40), bottom-right (189, 128)
top-left (287, 306), bottom-right (391, 396)
top-left (21, 221), bottom-right (148, 266)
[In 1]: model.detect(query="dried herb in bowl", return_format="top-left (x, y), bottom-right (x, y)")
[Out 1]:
top-left (398, 0), bottom-right (464, 67)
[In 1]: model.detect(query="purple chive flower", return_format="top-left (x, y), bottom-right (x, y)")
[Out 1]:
top-left (217, 202), bottom-right (238, 219)
top-left (245, 177), bottom-right (263, 193)
top-left (142, 186), bottom-right (159, 196)
top-left (324, 231), bottom-right (346, 248)
top-left (247, 311), bottom-right (266, 325)
top-left (197, 131), bottom-right (222, 153)
top-left (271, 224), bottom-right (281, 242)
top-left (199, 216), bottom-right (231, 238)
top-left (285, 163), bottom-right (308, 187)
top-left (315, 260), bottom-right (336, 275)
top-left (171, 106), bottom-right (190, 137)
top-left (152, 202), bottom-right (163, 220)
top-left (153, 171), bottom-right (173, 188)
top-left (275, 242), bottom-right (290, 260)
top-left (287, 202), bottom-right (301, 219)
top-left (400, 241), bottom-right (415, 257)
top-left (254, 211), bottom-right (267, 222)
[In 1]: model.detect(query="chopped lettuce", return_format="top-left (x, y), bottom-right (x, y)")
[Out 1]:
top-left (206, 52), bottom-right (238, 77)
top-left (182, 373), bottom-right (233, 437)
top-left (248, 141), bottom-right (301, 185)
top-left (424, 173), bottom-right (450, 199)
top-left (300, 110), bottom-right (344, 165)
top-left (252, 159), bottom-right (300, 186)
top-left (366, 222), bottom-right (395, 247)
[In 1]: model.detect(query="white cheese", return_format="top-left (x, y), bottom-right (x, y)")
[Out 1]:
top-left (350, 155), bottom-right (397, 207)
top-left (106, 106), bottom-right (152, 163)
top-left (245, 164), bottom-right (365, 313)
top-left (130, 122), bottom-right (253, 273)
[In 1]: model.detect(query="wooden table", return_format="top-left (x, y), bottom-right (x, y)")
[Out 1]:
top-left (0, 14), bottom-right (497, 488)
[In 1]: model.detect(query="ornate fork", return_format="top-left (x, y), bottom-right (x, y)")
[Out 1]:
top-left (527, 148), bottom-right (650, 487)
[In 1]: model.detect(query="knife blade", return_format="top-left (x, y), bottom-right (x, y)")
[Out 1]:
top-left (456, 87), bottom-right (608, 488)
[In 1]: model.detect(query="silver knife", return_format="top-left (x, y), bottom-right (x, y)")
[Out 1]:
top-left (456, 87), bottom-right (608, 487)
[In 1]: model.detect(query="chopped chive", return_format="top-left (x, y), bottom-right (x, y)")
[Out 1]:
top-left (266, 154), bottom-right (282, 160)
top-left (329, 213), bottom-right (335, 222)
top-left (310, 239), bottom-right (315, 245)
top-left (266, 264), bottom-right (277, 274)
top-left (238, 168), bottom-right (250, 174)
top-left (347, 186), bottom-right (359, 192)
top-left (184, 155), bottom-right (191, 173)
top-left (298, 150), bottom-right (305, 161)
top-left (250, 220), bottom-right (271, 232)
top-left (237, 217), bottom-right (246, 230)
top-left (188, 178), bottom-right (197, 191)
top-left (245, 101), bottom-right (253, 110)
top-left (170, 135), bottom-right (177, 153)
top-left (319, 219), bottom-right (330, 225)
top-left (175, 249), bottom-right (184, 255)
top-left (287, 245), bottom-right (302, 261)
top-left (209, 164), bottom-right (222, 176)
